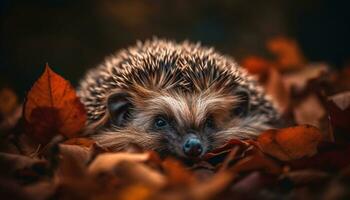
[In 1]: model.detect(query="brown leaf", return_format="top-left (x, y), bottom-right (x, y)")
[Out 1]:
top-left (281, 169), bottom-right (330, 185)
top-left (264, 68), bottom-right (290, 113)
top-left (0, 152), bottom-right (49, 184)
top-left (203, 139), bottom-right (251, 160)
top-left (24, 65), bottom-right (86, 144)
top-left (0, 87), bottom-right (18, 117)
top-left (267, 37), bottom-right (305, 71)
top-left (162, 158), bottom-right (195, 186)
top-left (293, 94), bottom-right (326, 128)
top-left (114, 161), bottom-right (166, 189)
top-left (327, 91), bottom-right (350, 136)
top-left (189, 171), bottom-right (235, 200)
top-left (58, 144), bottom-right (93, 172)
top-left (230, 172), bottom-right (276, 196)
top-left (257, 125), bottom-right (323, 161)
top-left (289, 142), bottom-right (350, 171)
top-left (88, 152), bottom-right (150, 174)
top-left (231, 153), bottom-right (282, 175)
top-left (24, 181), bottom-right (56, 200)
top-left (283, 64), bottom-right (328, 92)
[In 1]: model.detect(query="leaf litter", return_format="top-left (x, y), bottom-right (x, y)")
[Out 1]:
top-left (0, 37), bottom-right (350, 200)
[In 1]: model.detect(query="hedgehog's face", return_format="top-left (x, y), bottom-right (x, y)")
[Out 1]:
top-left (92, 88), bottom-right (265, 159)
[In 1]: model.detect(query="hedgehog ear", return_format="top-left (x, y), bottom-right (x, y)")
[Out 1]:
top-left (107, 92), bottom-right (133, 127)
top-left (232, 88), bottom-right (250, 117)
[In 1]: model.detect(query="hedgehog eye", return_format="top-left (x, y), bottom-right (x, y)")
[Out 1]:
top-left (107, 92), bottom-right (133, 127)
top-left (232, 89), bottom-right (250, 117)
top-left (204, 116), bottom-right (216, 129)
top-left (154, 116), bottom-right (169, 129)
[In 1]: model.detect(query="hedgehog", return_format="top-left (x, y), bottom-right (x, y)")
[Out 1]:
top-left (77, 39), bottom-right (279, 159)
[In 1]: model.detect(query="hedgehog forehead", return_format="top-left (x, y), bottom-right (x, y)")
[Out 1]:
top-left (139, 91), bottom-right (237, 129)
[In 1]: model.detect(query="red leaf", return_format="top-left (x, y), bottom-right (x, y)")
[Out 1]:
top-left (24, 65), bottom-right (86, 144)
top-left (241, 56), bottom-right (271, 75)
top-left (257, 125), bottom-right (323, 161)
top-left (288, 142), bottom-right (350, 171)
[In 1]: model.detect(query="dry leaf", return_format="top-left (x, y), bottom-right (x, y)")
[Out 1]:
top-left (189, 171), bottom-right (234, 200)
top-left (230, 172), bottom-right (275, 196)
top-left (63, 138), bottom-right (96, 148)
top-left (288, 142), bottom-right (350, 171)
top-left (281, 169), bottom-right (330, 185)
top-left (241, 56), bottom-right (271, 75)
top-left (328, 91), bottom-right (350, 111)
top-left (326, 91), bottom-right (350, 139)
top-left (0, 88), bottom-right (18, 117)
top-left (293, 94), bottom-right (326, 128)
top-left (267, 37), bottom-right (305, 71)
top-left (162, 158), bottom-right (195, 186)
top-left (264, 68), bottom-right (290, 113)
top-left (204, 139), bottom-right (251, 160)
top-left (88, 152), bottom-right (150, 174)
top-left (257, 125), bottom-right (323, 161)
top-left (114, 161), bottom-right (166, 189)
top-left (24, 65), bottom-right (86, 144)
top-left (118, 184), bottom-right (153, 200)
top-left (283, 63), bottom-right (328, 92)
top-left (231, 153), bottom-right (282, 175)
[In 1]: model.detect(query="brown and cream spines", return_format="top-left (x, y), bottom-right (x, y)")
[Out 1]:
top-left (77, 39), bottom-right (279, 158)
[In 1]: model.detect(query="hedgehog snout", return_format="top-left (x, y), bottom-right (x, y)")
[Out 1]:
top-left (182, 133), bottom-right (203, 158)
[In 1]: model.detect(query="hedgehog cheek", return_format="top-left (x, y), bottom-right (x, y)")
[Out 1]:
top-left (231, 88), bottom-right (251, 117)
top-left (107, 92), bottom-right (133, 127)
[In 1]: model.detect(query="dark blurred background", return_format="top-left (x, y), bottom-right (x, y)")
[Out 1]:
top-left (1, 0), bottom-right (349, 98)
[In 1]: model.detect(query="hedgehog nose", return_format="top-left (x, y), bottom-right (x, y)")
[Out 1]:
top-left (183, 135), bottom-right (203, 158)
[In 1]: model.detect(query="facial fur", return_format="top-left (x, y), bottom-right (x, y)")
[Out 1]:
top-left (78, 39), bottom-right (279, 158)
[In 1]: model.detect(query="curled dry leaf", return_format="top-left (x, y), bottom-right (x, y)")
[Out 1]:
top-left (88, 152), bottom-right (150, 174)
top-left (24, 65), bottom-right (86, 144)
top-left (257, 125), bottom-right (323, 161)
top-left (204, 139), bottom-right (251, 160)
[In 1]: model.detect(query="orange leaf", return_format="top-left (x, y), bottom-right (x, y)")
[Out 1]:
top-left (241, 56), bottom-right (271, 75)
top-left (257, 125), bottom-right (323, 161)
top-left (24, 64), bottom-right (86, 144)
top-left (63, 138), bottom-right (96, 148)
top-left (266, 37), bottom-right (305, 71)
top-left (162, 158), bottom-right (195, 186)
